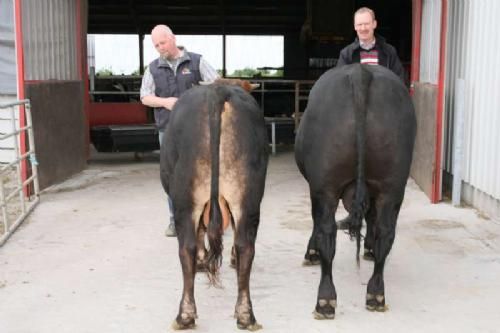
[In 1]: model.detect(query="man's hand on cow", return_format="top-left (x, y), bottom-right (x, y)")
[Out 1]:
top-left (163, 97), bottom-right (178, 110)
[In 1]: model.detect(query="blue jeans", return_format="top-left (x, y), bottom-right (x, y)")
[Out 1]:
top-left (159, 131), bottom-right (174, 224)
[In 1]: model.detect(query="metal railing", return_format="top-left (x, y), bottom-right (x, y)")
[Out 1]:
top-left (0, 99), bottom-right (40, 246)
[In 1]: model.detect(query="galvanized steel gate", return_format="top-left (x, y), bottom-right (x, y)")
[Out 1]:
top-left (0, 99), bottom-right (40, 246)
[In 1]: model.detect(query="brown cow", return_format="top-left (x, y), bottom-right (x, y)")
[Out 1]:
top-left (160, 79), bottom-right (268, 330)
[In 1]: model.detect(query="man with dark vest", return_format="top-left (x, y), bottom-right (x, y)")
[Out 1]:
top-left (336, 7), bottom-right (405, 83)
top-left (140, 24), bottom-right (219, 237)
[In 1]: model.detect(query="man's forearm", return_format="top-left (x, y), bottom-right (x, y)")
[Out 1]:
top-left (141, 95), bottom-right (166, 108)
top-left (141, 95), bottom-right (177, 110)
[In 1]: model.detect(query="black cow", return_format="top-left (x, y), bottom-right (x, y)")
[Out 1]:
top-left (295, 64), bottom-right (416, 318)
top-left (160, 79), bottom-right (268, 330)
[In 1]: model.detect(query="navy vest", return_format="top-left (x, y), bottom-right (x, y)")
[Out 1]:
top-left (149, 52), bottom-right (202, 130)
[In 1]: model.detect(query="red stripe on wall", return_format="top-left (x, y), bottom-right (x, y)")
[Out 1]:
top-left (432, 0), bottom-right (448, 203)
top-left (75, 0), bottom-right (91, 158)
top-left (14, 0), bottom-right (28, 191)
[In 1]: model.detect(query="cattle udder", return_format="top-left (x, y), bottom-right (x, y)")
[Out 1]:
top-left (160, 79), bottom-right (269, 330)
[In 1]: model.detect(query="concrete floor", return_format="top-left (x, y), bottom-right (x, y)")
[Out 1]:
top-left (1, 150), bottom-right (499, 333)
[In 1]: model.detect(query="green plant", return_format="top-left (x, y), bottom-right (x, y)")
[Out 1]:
top-left (96, 67), bottom-right (114, 76)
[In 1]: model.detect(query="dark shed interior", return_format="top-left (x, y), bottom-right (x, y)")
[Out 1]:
top-left (86, 0), bottom-right (412, 152)
top-left (87, 0), bottom-right (412, 79)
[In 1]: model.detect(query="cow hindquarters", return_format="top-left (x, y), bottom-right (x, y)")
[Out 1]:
top-left (366, 195), bottom-right (402, 312)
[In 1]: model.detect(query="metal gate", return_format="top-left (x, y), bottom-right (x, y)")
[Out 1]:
top-left (0, 99), bottom-right (40, 246)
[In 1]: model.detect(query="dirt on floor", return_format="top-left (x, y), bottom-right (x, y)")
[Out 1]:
top-left (0, 149), bottom-right (499, 333)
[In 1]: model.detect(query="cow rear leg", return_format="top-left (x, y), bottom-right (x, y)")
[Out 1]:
top-left (363, 198), bottom-right (377, 261)
top-left (366, 199), bottom-right (401, 312)
top-left (233, 212), bottom-right (262, 331)
top-left (303, 224), bottom-right (320, 265)
top-left (172, 216), bottom-right (198, 330)
top-left (230, 245), bottom-right (237, 268)
top-left (311, 194), bottom-right (338, 320)
top-left (195, 221), bottom-right (208, 272)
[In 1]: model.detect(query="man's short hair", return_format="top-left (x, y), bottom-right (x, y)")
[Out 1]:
top-left (354, 7), bottom-right (376, 21)
top-left (151, 24), bottom-right (173, 36)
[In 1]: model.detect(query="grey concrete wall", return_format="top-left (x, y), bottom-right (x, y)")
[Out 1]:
top-left (25, 81), bottom-right (86, 189)
top-left (410, 82), bottom-right (438, 199)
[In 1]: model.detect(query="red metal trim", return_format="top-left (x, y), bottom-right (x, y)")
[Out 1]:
top-left (25, 79), bottom-right (82, 83)
top-left (75, 0), bottom-right (90, 158)
top-left (14, 0), bottom-right (25, 101)
top-left (89, 102), bottom-right (149, 126)
top-left (431, 0), bottom-right (448, 203)
top-left (75, 0), bottom-right (83, 81)
top-left (410, 0), bottom-right (423, 96)
top-left (14, 0), bottom-right (28, 193)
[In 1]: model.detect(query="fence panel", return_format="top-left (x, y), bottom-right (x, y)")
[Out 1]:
top-left (0, 99), bottom-right (40, 246)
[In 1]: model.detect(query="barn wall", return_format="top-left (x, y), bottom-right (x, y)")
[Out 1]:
top-left (17, 0), bottom-right (88, 189)
top-left (22, 0), bottom-right (79, 81)
top-left (443, 0), bottom-right (500, 220)
top-left (0, 0), bottom-right (16, 94)
top-left (419, 0), bottom-right (441, 84)
top-left (25, 81), bottom-right (86, 190)
top-left (410, 82), bottom-right (438, 198)
top-left (410, 0), bottom-right (442, 199)
top-left (0, 0), bottom-right (17, 163)
top-left (284, 33), bottom-right (308, 79)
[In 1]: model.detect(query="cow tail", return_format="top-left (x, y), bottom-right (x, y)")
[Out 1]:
top-left (349, 64), bottom-right (373, 263)
top-left (206, 86), bottom-right (229, 287)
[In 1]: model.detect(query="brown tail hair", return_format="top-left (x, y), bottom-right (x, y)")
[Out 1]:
top-left (206, 85), bottom-right (230, 286)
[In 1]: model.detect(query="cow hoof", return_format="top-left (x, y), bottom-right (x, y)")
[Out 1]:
top-left (302, 258), bottom-right (320, 266)
top-left (236, 312), bottom-right (261, 331)
top-left (303, 249), bottom-right (320, 266)
top-left (237, 321), bottom-right (263, 331)
top-left (363, 249), bottom-right (375, 261)
top-left (171, 317), bottom-right (196, 330)
top-left (313, 299), bottom-right (336, 320)
top-left (366, 293), bottom-right (388, 312)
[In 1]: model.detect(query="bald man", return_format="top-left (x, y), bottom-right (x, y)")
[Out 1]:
top-left (140, 25), bottom-right (219, 236)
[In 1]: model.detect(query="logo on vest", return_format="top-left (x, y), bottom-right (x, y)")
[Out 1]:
top-left (181, 67), bottom-right (192, 75)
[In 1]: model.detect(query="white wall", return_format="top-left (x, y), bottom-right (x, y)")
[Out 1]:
top-left (444, 0), bottom-right (500, 219)
top-left (419, 0), bottom-right (442, 84)
top-left (0, 0), bottom-right (16, 94)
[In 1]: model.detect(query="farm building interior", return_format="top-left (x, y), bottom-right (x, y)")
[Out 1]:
top-left (86, 0), bottom-right (412, 155)
top-left (3, 0), bottom-right (418, 192)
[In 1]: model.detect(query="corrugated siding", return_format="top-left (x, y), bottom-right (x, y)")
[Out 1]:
top-left (443, 0), bottom-right (468, 172)
top-left (22, 0), bottom-right (78, 81)
top-left (420, 0), bottom-right (441, 84)
top-left (445, 0), bottom-right (500, 200)
top-left (0, 0), bottom-right (16, 94)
